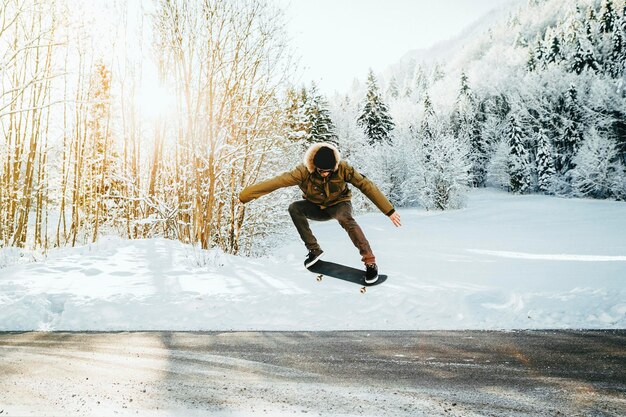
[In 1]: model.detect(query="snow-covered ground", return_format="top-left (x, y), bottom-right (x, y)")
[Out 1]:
top-left (1, 189), bottom-right (625, 331)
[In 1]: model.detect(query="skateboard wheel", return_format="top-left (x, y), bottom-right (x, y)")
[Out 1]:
top-left (360, 287), bottom-right (367, 294)
top-left (316, 275), bottom-right (323, 282)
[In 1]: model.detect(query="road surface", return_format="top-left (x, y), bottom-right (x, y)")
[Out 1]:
top-left (0, 330), bottom-right (624, 416)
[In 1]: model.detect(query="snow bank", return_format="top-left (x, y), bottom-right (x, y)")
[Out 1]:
top-left (1, 189), bottom-right (625, 331)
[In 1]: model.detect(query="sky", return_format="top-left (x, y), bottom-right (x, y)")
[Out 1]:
top-left (277, 0), bottom-right (518, 95)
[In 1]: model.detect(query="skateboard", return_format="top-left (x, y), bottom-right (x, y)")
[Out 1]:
top-left (307, 260), bottom-right (388, 293)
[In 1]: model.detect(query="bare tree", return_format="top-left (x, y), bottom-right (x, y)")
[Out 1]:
top-left (1, 0), bottom-right (58, 248)
top-left (152, 0), bottom-right (293, 253)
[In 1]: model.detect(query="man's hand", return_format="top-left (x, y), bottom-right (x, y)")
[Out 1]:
top-left (389, 211), bottom-right (401, 227)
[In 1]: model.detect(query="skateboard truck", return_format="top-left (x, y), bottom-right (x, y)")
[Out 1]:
top-left (315, 273), bottom-right (368, 294)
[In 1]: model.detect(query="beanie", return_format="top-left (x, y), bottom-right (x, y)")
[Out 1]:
top-left (313, 146), bottom-right (337, 170)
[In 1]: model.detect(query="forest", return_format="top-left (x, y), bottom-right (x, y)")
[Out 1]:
top-left (1, 0), bottom-right (625, 255)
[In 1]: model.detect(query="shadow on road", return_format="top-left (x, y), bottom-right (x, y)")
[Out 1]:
top-left (0, 330), bottom-right (624, 416)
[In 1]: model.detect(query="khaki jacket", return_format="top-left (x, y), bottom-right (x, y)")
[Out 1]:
top-left (239, 160), bottom-right (395, 215)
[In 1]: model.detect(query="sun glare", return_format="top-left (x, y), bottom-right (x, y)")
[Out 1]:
top-left (137, 81), bottom-right (176, 120)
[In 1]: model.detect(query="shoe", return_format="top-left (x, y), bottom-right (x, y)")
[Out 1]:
top-left (304, 249), bottom-right (324, 268)
top-left (365, 263), bottom-right (379, 284)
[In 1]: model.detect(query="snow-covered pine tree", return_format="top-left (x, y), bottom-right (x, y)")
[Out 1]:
top-left (583, 46), bottom-right (600, 73)
top-left (421, 93), bottom-right (436, 142)
top-left (386, 76), bottom-right (399, 100)
top-left (571, 38), bottom-right (599, 74)
top-left (536, 129), bottom-right (556, 193)
top-left (571, 39), bottom-right (586, 74)
top-left (506, 114), bottom-right (532, 194)
top-left (306, 84), bottom-right (338, 145)
top-left (599, 0), bottom-right (616, 34)
top-left (284, 87), bottom-right (311, 143)
top-left (609, 27), bottom-right (625, 77)
top-left (412, 64), bottom-right (428, 96)
top-left (555, 84), bottom-right (584, 174)
top-left (534, 36), bottom-right (547, 69)
top-left (432, 63), bottom-right (445, 82)
top-left (357, 69), bottom-right (395, 145)
top-left (527, 46), bottom-right (538, 71)
top-left (486, 139), bottom-right (511, 190)
top-left (570, 128), bottom-right (622, 199)
top-left (452, 72), bottom-right (485, 186)
top-left (547, 33), bottom-right (564, 64)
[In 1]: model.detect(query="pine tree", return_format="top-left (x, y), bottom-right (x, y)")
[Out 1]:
top-left (284, 87), bottom-right (311, 143)
top-left (506, 114), bottom-right (531, 194)
top-left (533, 36), bottom-right (547, 69)
top-left (571, 39), bottom-right (587, 74)
top-left (486, 139), bottom-right (511, 190)
top-left (357, 69), bottom-right (395, 145)
top-left (452, 72), bottom-right (484, 186)
top-left (586, 7), bottom-right (598, 43)
top-left (536, 129), bottom-right (556, 193)
top-left (412, 65), bottom-right (428, 94)
top-left (527, 47), bottom-right (538, 71)
top-left (571, 39), bottom-right (600, 74)
top-left (386, 76), bottom-right (399, 99)
top-left (306, 84), bottom-right (337, 145)
top-left (432, 64), bottom-right (445, 82)
top-left (599, 0), bottom-right (616, 34)
top-left (556, 85), bottom-right (584, 174)
top-left (547, 34), bottom-right (563, 64)
top-left (609, 28), bottom-right (625, 77)
top-left (421, 93), bottom-right (436, 142)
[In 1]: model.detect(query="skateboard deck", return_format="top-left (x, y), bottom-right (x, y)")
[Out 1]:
top-left (307, 260), bottom-right (388, 293)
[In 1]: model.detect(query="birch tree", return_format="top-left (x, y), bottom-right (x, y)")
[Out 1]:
top-left (153, 0), bottom-right (292, 253)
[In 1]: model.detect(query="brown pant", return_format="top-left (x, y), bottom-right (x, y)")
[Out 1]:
top-left (288, 200), bottom-right (376, 265)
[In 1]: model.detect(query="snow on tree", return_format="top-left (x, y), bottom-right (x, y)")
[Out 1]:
top-left (420, 93), bottom-right (436, 142)
top-left (527, 46), bottom-right (538, 72)
top-left (533, 36), bottom-right (548, 70)
top-left (571, 38), bottom-right (599, 74)
top-left (427, 132), bottom-right (472, 210)
top-left (555, 84), bottom-right (584, 174)
top-left (506, 114), bottom-right (532, 194)
top-left (536, 129), bottom-right (557, 192)
top-left (400, 112), bottom-right (471, 210)
top-left (357, 69), bottom-right (395, 145)
top-left (570, 128), bottom-right (623, 199)
top-left (486, 139), bottom-right (511, 190)
top-left (599, 0), bottom-right (616, 34)
top-left (609, 27), bottom-right (625, 77)
top-left (306, 84), bottom-right (338, 145)
top-left (546, 33), bottom-right (564, 64)
top-left (432, 63), bottom-right (445, 82)
top-left (386, 76), bottom-right (400, 100)
top-left (284, 87), bottom-right (311, 144)
top-left (452, 72), bottom-right (485, 186)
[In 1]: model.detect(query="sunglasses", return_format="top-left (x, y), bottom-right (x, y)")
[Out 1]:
top-left (316, 168), bottom-right (333, 174)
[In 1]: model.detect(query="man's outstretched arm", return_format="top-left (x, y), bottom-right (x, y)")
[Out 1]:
top-left (344, 164), bottom-right (401, 227)
top-left (239, 166), bottom-right (304, 204)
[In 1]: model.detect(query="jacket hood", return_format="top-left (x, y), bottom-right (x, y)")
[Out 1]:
top-left (303, 142), bottom-right (341, 173)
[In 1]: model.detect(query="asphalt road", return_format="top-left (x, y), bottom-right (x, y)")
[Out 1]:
top-left (0, 330), bottom-right (624, 416)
